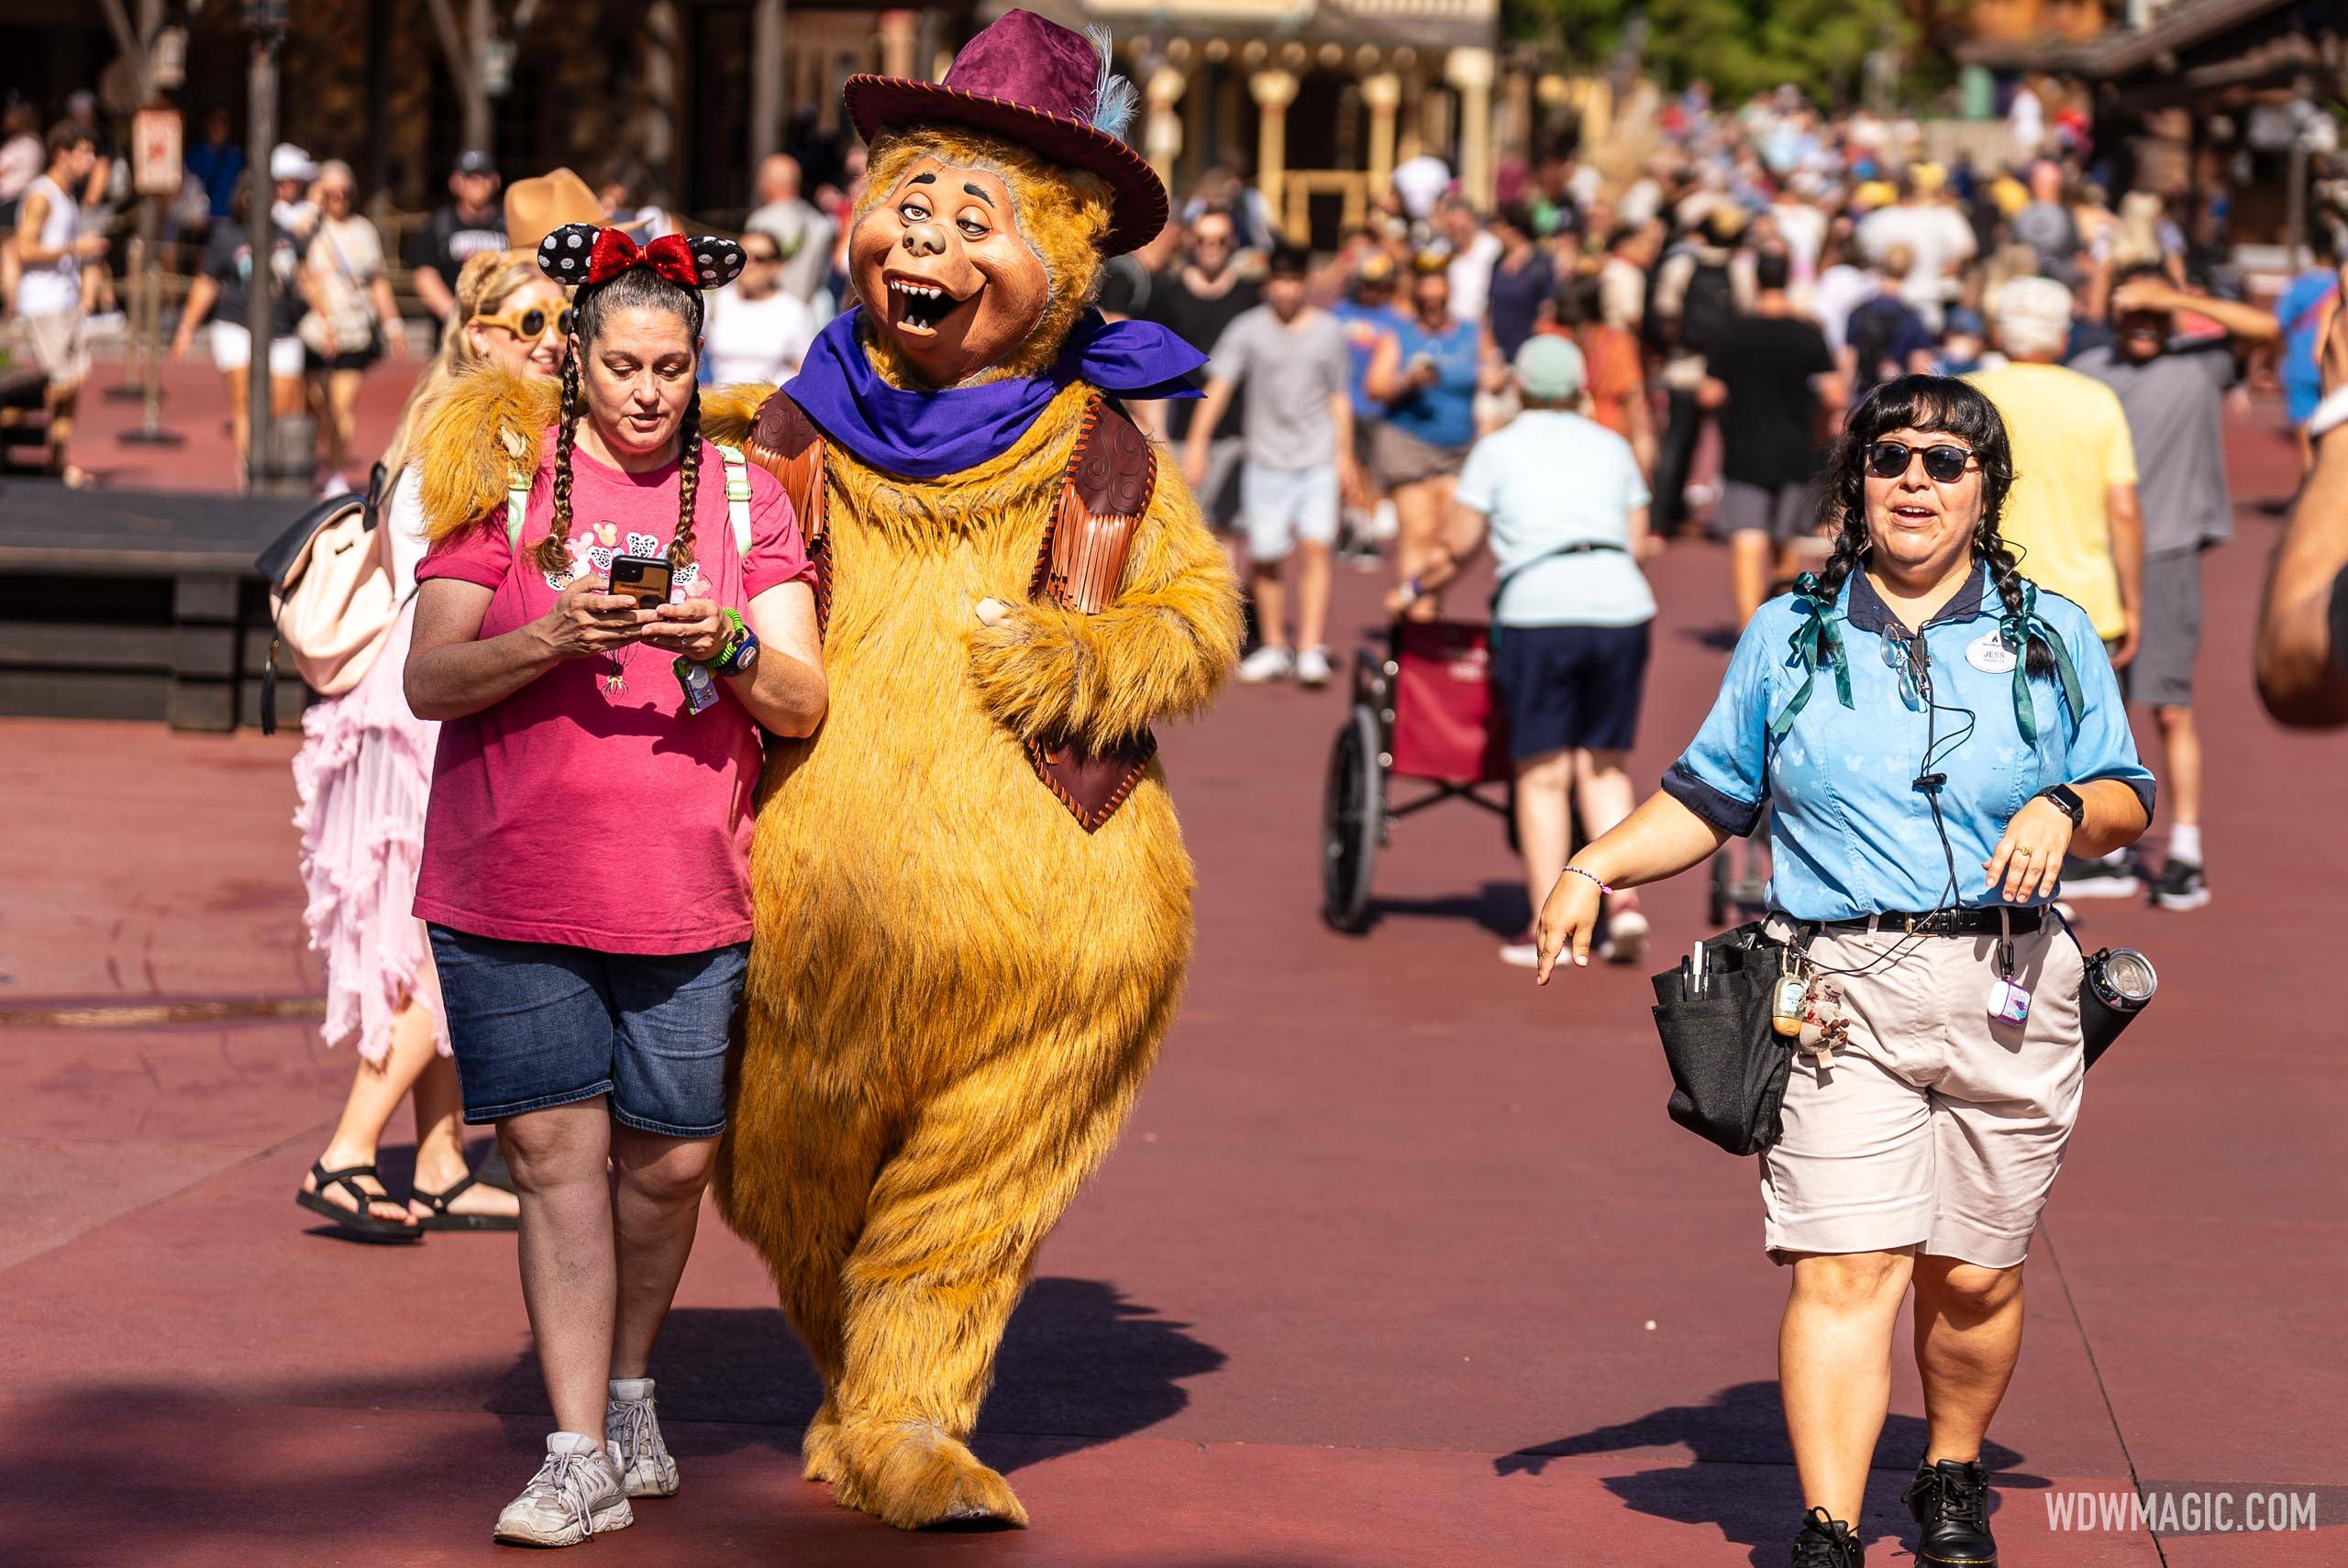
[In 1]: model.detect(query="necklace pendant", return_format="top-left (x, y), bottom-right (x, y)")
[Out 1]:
top-left (604, 668), bottom-right (627, 697)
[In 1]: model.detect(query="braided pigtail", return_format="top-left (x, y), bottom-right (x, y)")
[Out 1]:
top-left (669, 393), bottom-right (702, 573)
top-left (1978, 527), bottom-right (2056, 679)
top-left (538, 348), bottom-right (582, 577)
top-left (1810, 510), bottom-right (1868, 603)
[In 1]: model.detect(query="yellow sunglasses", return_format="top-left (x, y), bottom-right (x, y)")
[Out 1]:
top-left (472, 304), bottom-right (574, 341)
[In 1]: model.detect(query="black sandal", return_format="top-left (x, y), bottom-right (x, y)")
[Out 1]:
top-left (295, 1161), bottom-right (423, 1242)
top-left (411, 1172), bottom-right (520, 1232)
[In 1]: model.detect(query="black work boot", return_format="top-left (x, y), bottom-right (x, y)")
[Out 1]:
top-left (1904, 1458), bottom-right (1998, 1566)
top-left (1790, 1506), bottom-right (1864, 1567)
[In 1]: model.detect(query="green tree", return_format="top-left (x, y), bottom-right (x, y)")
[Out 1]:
top-left (1506, 0), bottom-right (1911, 106)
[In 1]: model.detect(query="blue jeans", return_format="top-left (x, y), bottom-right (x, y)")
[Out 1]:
top-left (428, 927), bottom-right (748, 1139)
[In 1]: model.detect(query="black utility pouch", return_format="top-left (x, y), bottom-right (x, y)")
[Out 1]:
top-left (1650, 921), bottom-right (1798, 1156)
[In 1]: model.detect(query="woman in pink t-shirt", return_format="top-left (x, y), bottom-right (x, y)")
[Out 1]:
top-left (404, 227), bottom-right (825, 1545)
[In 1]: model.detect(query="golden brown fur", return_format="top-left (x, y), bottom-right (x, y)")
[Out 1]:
top-left (712, 376), bottom-right (1239, 1529)
top-left (856, 128), bottom-right (1111, 387)
top-left (413, 363), bottom-right (560, 542)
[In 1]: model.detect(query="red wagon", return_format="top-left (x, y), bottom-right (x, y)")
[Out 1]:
top-left (1320, 619), bottom-right (1514, 933)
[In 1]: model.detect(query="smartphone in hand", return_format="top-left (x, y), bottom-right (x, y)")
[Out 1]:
top-left (607, 554), bottom-right (673, 610)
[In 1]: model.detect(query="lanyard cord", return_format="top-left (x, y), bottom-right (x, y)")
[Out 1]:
top-left (1794, 631), bottom-right (1981, 982)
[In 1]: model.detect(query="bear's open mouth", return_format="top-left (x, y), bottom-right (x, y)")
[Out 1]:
top-left (883, 272), bottom-right (976, 337)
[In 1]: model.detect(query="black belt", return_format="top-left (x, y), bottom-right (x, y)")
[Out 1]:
top-left (1811, 908), bottom-right (2045, 937)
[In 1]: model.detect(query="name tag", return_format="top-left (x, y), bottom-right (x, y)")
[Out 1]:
top-left (1966, 631), bottom-right (2018, 674)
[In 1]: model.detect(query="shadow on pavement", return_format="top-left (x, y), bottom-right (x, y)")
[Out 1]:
top-left (1359, 878), bottom-right (1526, 939)
top-left (482, 1275), bottom-right (1226, 1474)
top-left (18, 1278), bottom-right (1224, 1562)
top-left (1496, 1380), bottom-right (2042, 1567)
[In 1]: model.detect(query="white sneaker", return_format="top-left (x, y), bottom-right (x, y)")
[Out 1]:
top-left (1238, 645), bottom-right (1295, 684)
top-left (1598, 908), bottom-right (1650, 965)
top-left (493, 1433), bottom-right (633, 1547)
top-left (605, 1379), bottom-right (680, 1498)
top-left (1295, 646), bottom-right (1333, 687)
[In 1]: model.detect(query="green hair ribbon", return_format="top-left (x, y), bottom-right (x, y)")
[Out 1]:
top-left (1997, 580), bottom-right (2085, 746)
top-left (1768, 572), bottom-right (1853, 741)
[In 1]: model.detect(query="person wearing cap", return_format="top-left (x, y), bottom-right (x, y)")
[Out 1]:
top-left (1389, 333), bottom-right (1658, 967)
top-left (1183, 243), bottom-right (1355, 686)
top-left (269, 143), bottom-right (319, 245)
top-left (407, 149), bottom-right (506, 323)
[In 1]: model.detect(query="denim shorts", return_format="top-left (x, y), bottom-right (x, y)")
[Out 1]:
top-left (428, 926), bottom-right (748, 1139)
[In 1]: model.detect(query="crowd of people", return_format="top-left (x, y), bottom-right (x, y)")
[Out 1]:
top-left (14, 50), bottom-right (2348, 1568)
top-left (0, 88), bottom-right (868, 493)
top-left (1105, 85), bottom-right (2345, 952)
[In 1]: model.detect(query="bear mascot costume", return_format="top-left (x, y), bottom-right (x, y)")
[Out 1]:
top-left (697, 11), bottom-right (1241, 1530)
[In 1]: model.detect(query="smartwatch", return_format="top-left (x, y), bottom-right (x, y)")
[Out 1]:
top-left (2036, 783), bottom-right (2086, 828)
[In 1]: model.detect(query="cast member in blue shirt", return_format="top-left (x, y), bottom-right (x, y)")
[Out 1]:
top-left (1534, 376), bottom-right (2155, 1568)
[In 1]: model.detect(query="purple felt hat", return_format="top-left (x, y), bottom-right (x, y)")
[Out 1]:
top-left (843, 9), bottom-right (1167, 255)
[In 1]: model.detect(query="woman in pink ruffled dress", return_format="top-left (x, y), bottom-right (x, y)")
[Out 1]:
top-left (292, 249), bottom-right (568, 1239)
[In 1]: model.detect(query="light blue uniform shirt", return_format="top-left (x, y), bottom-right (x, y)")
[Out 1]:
top-left (1663, 566), bottom-right (2156, 922)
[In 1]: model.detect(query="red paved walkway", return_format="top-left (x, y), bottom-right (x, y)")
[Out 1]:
top-left (6, 406), bottom-right (2344, 1566)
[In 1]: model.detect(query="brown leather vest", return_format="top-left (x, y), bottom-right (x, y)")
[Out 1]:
top-left (739, 388), bottom-right (1157, 833)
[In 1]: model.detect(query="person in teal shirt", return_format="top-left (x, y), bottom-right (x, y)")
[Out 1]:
top-left (1533, 376), bottom-right (2154, 1568)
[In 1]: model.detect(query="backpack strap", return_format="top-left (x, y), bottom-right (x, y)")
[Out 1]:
top-left (503, 464), bottom-right (532, 555)
top-left (719, 444), bottom-right (753, 557)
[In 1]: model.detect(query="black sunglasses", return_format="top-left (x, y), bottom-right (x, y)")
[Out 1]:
top-left (742, 248), bottom-right (781, 263)
top-left (1865, 439), bottom-right (1977, 484)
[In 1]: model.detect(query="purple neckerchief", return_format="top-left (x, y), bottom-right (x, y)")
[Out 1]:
top-left (781, 306), bottom-right (1203, 480)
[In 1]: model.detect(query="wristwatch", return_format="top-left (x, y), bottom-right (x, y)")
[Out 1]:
top-left (2035, 783), bottom-right (2086, 828)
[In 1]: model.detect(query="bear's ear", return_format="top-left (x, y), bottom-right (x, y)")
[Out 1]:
top-left (537, 223), bottom-right (602, 284)
top-left (684, 237), bottom-right (747, 291)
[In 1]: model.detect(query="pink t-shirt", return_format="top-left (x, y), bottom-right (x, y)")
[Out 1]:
top-left (413, 435), bottom-right (814, 954)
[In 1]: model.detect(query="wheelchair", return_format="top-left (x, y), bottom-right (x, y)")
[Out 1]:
top-left (1320, 619), bottom-right (1514, 933)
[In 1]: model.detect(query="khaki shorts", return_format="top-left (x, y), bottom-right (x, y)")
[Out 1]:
top-left (19, 309), bottom-right (89, 389)
top-left (1759, 919), bottom-right (2086, 1270)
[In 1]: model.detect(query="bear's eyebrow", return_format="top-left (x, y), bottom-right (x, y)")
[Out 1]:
top-left (961, 182), bottom-right (994, 208)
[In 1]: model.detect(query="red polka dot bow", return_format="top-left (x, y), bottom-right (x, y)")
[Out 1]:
top-left (537, 223), bottom-right (745, 292)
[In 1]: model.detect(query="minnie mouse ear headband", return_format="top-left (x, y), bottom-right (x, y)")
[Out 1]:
top-left (536, 223), bottom-right (746, 293)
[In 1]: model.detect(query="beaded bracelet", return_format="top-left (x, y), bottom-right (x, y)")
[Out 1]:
top-left (1562, 865), bottom-right (1615, 895)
